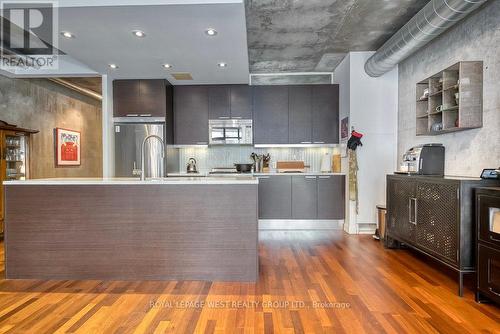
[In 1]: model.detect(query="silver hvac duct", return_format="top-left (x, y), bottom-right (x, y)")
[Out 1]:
top-left (49, 78), bottom-right (103, 101)
top-left (364, 0), bottom-right (488, 77)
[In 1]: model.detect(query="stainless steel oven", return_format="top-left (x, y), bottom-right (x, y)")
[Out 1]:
top-left (209, 119), bottom-right (253, 145)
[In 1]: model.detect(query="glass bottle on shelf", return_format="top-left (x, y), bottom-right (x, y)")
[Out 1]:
top-left (4, 135), bottom-right (27, 180)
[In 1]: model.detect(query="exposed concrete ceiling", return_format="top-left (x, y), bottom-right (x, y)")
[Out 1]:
top-left (250, 73), bottom-right (332, 85)
top-left (245, 0), bottom-right (430, 74)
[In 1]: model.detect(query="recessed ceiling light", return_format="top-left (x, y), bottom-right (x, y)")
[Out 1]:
top-left (162, 64), bottom-right (173, 69)
top-left (205, 28), bottom-right (217, 36)
top-left (108, 64), bottom-right (119, 69)
top-left (61, 31), bottom-right (74, 38)
top-left (217, 62), bottom-right (227, 68)
top-left (132, 30), bottom-right (146, 38)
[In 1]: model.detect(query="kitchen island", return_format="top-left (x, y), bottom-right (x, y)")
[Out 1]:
top-left (3, 177), bottom-right (258, 281)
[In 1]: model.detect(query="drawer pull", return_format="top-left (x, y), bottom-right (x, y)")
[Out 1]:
top-left (313, 141), bottom-right (325, 144)
top-left (408, 198), bottom-right (417, 225)
top-left (300, 141), bottom-right (312, 144)
top-left (319, 176), bottom-right (331, 179)
top-left (218, 116), bottom-right (230, 119)
top-left (489, 235), bottom-right (500, 243)
top-left (305, 176), bottom-right (317, 179)
top-left (489, 287), bottom-right (500, 297)
top-left (258, 176), bottom-right (270, 179)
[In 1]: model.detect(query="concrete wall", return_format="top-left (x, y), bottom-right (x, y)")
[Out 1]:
top-left (0, 76), bottom-right (103, 178)
top-left (333, 52), bottom-right (398, 234)
top-left (398, 1), bottom-right (500, 177)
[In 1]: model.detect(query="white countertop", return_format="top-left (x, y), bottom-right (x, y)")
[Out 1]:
top-left (167, 172), bottom-right (346, 177)
top-left (253, 172), bottom-right (345, 176)
top-left (3, 177), bottom-right (258, 185)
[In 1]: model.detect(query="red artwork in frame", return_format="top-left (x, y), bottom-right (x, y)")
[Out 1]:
top-left (56, 128), bottom-right (81, 166)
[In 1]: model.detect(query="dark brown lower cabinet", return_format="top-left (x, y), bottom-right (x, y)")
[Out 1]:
top-left (258, 176), bottom-right (292, 219)
top-left (257, 175), bottom-right (345, 220)
top-left (317, 175), bottom-right (345, 219)
top-left (292, 176), bottom-right (318, 219)
top-left (476, 187), bottom-right (500, 304)
top-left (386, 174), bottom-right (499, 296)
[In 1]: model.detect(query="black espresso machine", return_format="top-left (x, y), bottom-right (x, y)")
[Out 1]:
top-left (397, 144), bottom-right (445, 176)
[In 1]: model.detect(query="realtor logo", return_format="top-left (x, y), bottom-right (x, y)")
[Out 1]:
top-left (0, 0), bottom-right (58, 70)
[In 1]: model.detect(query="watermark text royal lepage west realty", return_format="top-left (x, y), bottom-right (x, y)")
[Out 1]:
top-left (0, 0), bottom-right (58, 71)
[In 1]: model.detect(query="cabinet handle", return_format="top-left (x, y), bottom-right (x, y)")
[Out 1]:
top-left (489, 235), bottom-right (500, 243)
top-left (408, 198), bottom-right (417, 225)
top-left (218, 116), bottom-right (230, 119)
top-left (414, 198), bottom-right (418, 225)
top-left (305, 176), bottom-right (317, 179)
top-left (408, 198), bottom-right (412, 224)
top-left (489, 287), bottom-right (500, 297)
top-left (140, 114), bottom-right (152, 117)
top-left (300, 141), bottom-right (312, 144)
top-left (231, 116), bottom-right (243, 119)
top-left (319, 176), bottom-right (331, 179)
top-left (196, 142), bottom-right (208, 145)
top-left (313, 141), bottom-right (325, 144)
top-left (126, 114), bottom-right (139, 117)
top-left (258, 176), bottom-right (270, 179)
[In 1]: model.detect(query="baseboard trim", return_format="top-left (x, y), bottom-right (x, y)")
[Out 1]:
top-left (259, 219), bottom-right (344, 230)
top-left (357, 226), bottom-right (377, 235)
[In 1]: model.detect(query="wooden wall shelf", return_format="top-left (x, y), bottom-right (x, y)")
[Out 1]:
top-left (415, 61), bottom-right (483, 136)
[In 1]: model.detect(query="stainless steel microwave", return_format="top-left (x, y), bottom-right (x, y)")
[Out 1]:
top-left (209, 119), bottom-right (253, 145)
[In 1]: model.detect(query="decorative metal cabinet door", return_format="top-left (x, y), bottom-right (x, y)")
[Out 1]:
top-left (416, 181), bottom-right (460, 265)
top-left (387, 178), bottom-right (417, 244)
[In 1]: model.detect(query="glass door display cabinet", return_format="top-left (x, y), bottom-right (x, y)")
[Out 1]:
top-left (0, 120), bottom-right (38, 238)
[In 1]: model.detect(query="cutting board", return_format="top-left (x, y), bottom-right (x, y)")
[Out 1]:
top-left (276, 161), bottom-right (306, 173)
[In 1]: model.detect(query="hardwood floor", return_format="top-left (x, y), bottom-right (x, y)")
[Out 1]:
top-left (0, 231), bottom-right (499, 333)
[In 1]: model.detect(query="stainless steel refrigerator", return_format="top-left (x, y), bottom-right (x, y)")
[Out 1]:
top-left (114, 122), bottom-right (165, 178)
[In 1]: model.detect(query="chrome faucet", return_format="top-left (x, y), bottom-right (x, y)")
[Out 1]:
top-left (140, 135), bottom-right (165, 181)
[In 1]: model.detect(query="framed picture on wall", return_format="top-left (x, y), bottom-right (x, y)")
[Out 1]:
top-left (56, 128), bottom-right (81, 166)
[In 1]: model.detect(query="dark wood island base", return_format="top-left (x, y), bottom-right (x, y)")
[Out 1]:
top-left (4, 180), bottom-right (258, 282)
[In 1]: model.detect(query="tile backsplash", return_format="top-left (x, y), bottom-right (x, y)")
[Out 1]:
top-left (175, 145), bottom-right (345, 173)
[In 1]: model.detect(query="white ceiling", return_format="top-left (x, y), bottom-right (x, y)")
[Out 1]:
top-left (55, 2), bottom-right (249, 84)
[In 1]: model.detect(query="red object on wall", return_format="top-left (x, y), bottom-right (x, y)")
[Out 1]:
top-left (61, 142), bottom-right (78, 161)
top-left (56, 128), bottom-right (81, 166)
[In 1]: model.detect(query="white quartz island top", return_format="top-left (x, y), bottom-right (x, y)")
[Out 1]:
top-left (3, 177), bottom-right (258, 185)
top-left (167, 172), bottom-right (346, 177)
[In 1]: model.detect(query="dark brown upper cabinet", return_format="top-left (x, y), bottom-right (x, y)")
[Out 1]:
top-left (253, 85), bottom-right (289, 144)
top-left (312, 85), bottom-right (339, 144)
top-left (113, 79), bottom-right (167, 117)
top-left (208, 85), bottom-right (253, 119)
top-left (164, 83), bottom-right (174, 145)
top-left (289, 86), bottom-right (313, 144)
top-left (173, 86), bottom-right (209, 145)
top-left (113, 80), bottom-right (141, 117)
top-left (230, 85), bottom-right (253, 119)
top-left (208, 86), bottom-right (230, 119)
top-left (253, 84), bottom-right (339, 145)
